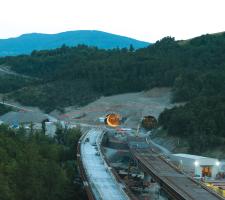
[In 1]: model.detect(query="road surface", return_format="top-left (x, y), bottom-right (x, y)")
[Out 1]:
top-left (80, 128), bottom-right (129, 200)
top-left (0, 101), bottom-right (33, 112)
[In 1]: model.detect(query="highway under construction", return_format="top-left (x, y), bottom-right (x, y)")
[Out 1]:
top-left (131, 148), bottom-right (223, 200)
top-left (77, 124), bottom-right (225, 200)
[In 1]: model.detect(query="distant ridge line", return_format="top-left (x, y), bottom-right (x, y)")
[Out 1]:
top-left (0, 30), bottom-right (150, 57)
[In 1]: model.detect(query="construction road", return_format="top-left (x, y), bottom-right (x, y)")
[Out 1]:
top-left (78, 128), bottom-right (129, 200)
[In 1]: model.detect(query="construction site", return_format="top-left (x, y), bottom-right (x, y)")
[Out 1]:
top-left (77, 111), bottom-right (225, 200)
top-left (51, 88), bottom-right (225, 199)
top-left (1, 88), bottom-right (224, 199)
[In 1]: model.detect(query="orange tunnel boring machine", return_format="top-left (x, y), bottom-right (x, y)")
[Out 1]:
top-left (104, 113), bottom-right (121, 127)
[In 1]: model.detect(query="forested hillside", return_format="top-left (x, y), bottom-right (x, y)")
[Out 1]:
top-left (1, 33), bottom-right (225, 111)
top-left (0, 125), bottom-right (86, 200)
top-left (0, 32), bottom-right (225, 154)
top-left (159, 95), bottom-right (225, 155)
top-left (0, 104), bottom-right (12, 115)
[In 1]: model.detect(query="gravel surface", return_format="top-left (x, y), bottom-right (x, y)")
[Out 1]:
top-left (54, 87), bottom-right (176, 128)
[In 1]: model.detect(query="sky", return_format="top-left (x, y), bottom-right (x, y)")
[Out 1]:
top-left (0, 0), bottom-right (225, 42)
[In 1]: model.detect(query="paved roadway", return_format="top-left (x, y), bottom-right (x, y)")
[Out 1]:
top-left (0, 101), bottom-right (33, 112)
top-left (80, 128), bottom-right (129, 200)
top-left (0, 65), bottom-right (36, 79)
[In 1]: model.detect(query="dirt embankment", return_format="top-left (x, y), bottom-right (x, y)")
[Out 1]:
top-left (52, 87), bottom-right (176, 129)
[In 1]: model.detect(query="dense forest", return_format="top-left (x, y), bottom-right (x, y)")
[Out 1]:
top-left (0, 125), bottom-right (87, 200)
top-left (0, 32), bottom-right (225, 154)
top-left (158, 95), bottom-right (225, 154)
top-left (0, 104), bottom-right (12, 115)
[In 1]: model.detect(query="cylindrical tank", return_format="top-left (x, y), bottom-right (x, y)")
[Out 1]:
top-left (141, 115), bottom-right (157, 130)
top-left (104, 113), bottom-right (121, 127)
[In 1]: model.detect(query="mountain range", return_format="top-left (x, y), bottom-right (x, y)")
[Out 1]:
top-left (0, 30), bottom-right (150, 56)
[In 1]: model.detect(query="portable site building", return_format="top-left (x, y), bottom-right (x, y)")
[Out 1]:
top-left (171, 153), bottom-right (220, 179)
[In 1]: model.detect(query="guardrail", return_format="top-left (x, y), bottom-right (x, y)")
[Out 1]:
top-left (77, 129), bottom-right (96, 200)
top-left (99, 133), bottom-right (139, 200)
top-left (78, 127), bottom-right (132, 200)
top-left (96, 130), bottom-right (130, 200)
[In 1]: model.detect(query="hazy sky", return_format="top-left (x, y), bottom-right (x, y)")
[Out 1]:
top-left (1, 0), bottom-right (225, 42)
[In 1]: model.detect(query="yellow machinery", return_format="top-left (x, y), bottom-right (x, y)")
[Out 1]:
top-left (205, 182), bottom-right (225, 198)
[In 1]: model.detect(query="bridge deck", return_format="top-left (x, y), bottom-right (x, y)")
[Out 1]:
top-left (132, 149), bottom-right (223, 200)
top-left (81, 129), bottom-right (128, 200)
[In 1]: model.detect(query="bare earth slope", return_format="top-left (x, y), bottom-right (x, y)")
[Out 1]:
top-left (54, 87), bottom-right (175, 128)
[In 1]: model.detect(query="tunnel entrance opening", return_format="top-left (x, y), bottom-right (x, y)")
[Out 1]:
top-left (141, 115), bottom-right (157, 130)
top-left (202, 166), bottom-right (212, 177)
top-left (104, 113), bottom-right (121, 127)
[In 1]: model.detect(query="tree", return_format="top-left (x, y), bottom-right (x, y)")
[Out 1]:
top-left (129, 44), bottom-right (134, 52)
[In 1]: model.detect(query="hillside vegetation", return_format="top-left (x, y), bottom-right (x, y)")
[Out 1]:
top-left (0, 125), bottom-right (86, 200)
top-left (0, 32), bottom-right (225, 154)
top-left (0, 104), bottom-right (12, 115)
